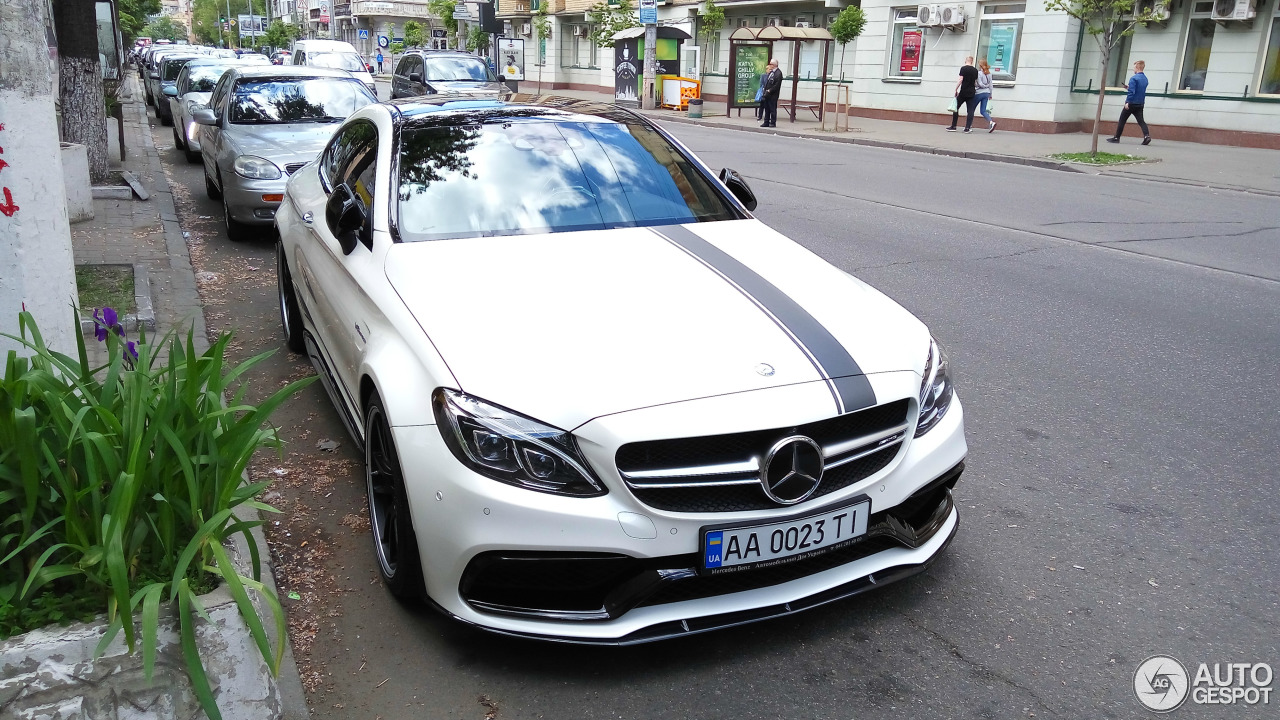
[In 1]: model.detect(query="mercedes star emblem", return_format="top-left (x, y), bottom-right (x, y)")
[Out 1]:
top-left (760, 436), bottom-right (824, 505)
top-left (755, 363), bottom-right (775, 376)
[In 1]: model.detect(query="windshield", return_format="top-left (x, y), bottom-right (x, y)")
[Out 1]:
top-left (424, 56), bottom-right (492, 82)
top-left (229, 78), bottom-right (376, 124)
top-left (162, 57), bottom-right (196, 81)
top-left (185, 64), bottom-right (230, 92)
top-left (310, 52), bottom-right (366, 72)
top-left (397, 120), bottom-right (740, 241)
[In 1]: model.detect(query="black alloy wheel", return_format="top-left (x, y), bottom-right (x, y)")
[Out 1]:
top-left (276, 242), bottom-right (304, 353)
top-left (364, 396), bottom-right (425, 600)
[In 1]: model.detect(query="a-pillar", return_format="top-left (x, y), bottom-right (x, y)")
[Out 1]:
top-left (0, 0), bottom-right (80, 356)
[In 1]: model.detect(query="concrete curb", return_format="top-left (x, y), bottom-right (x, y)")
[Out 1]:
top-left (77, 262), bottom-right (157, 336)
top-left (131, 84), bottom-right (311, 720)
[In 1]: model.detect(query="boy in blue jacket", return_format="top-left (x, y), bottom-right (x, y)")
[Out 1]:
top-left (1107, 60), bottom-right (1151, 145)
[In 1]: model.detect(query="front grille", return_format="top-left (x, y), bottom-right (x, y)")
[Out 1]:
top-left (457, 462), bottom-right (962, 622)
top-left (284, 162), bottom-right (307, 175)
top-left (616, 399), bottom-right (910, 513)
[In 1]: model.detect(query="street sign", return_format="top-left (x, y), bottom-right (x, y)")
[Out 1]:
top-left (431, 29), bottom-right (446, 38)
top-left (358, 29), bottom-right (369, 39)
top-left (639, 0), bottom-right (657, 24)
top-left (377, 35), bottom-right (389, 48)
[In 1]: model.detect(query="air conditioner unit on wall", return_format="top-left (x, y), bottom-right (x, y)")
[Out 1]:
top-left (520, 22), bottom-right (531, 35)
top-left (916, 5), bottom-right (941, 27)
top-left (795, 21), bottom-right (812, 28)
top-left (824, 13), bottom-right (838, 27)
top-left (939, 5), bottom-right (965, 26)
top-left (1211, 0), bottom-right (1255, 21)
top-left (1136, 0), bottom-right (1172, 23)
top-left (573, 24), bottom-right (586, 36)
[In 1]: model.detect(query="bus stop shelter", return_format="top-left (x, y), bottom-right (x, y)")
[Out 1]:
top-left (727, 25), bottom-right (834, 123)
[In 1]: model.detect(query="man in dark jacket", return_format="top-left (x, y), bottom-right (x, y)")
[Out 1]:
top-left (760, 59), bottom-right (783, 128)
top-left (1107, 60), bottom-right (1151, 145)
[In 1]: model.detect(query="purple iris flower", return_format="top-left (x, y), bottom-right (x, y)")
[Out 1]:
top-left (92, 309), bottom-right (109, 342)
top-left (126, 341), bottom-right (138, 361)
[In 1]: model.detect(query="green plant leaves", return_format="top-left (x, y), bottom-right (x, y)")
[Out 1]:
top-left (2, 310), bottom-right (315, 720)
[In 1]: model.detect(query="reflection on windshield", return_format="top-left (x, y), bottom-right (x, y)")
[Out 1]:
top-left (424, 57), bottom-right (492, 82)
top-left (397, 120), bottom-right (739, 240)
top-left (163, 57), bottom-right (195, 81)
top-left (230, 78), bottom-right (375, 124)
top-left (311, 52), bottom-right (366, 72)
top-left (186, 65), bottom-right (231, 92)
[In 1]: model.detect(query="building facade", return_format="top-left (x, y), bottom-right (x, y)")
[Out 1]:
top-left (489, 0), bottom-right (1279, 147)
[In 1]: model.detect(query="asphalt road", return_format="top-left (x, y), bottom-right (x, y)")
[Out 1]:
top-left (148, 108), bottom-right (1280, 720)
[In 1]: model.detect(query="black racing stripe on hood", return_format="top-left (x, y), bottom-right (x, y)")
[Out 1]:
top-left (650, 224), bottom-right (876, 414)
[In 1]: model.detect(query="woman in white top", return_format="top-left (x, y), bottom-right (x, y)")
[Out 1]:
top-left (975, 59), bottom-right (995, 133)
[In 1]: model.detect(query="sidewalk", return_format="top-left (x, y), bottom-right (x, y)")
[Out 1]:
top-left (69, 75), bottom-right (310, 720)
top-left (374, 78), bottom-right (1280, 196)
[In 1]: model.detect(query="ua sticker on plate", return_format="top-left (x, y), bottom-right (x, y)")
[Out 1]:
top-left (704, 531), bottom-right (724, 568)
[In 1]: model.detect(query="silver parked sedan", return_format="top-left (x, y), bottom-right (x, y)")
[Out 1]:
top-left (169, 59), bottom-right (237, 162)
top-left (194, 66), bottom-right (377, 241)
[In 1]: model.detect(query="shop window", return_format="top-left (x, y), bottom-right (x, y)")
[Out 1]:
top-left (887, 8), bottom-right (924, 78)
top-left (1259, 7), bottom-right (1280, 95)
top-left (976, 3), bottom-right (1025, 82)
top-left (1107, 32), bottom-right (1133, 89)
top-left (1178, 1), bottom-right (1215, 92)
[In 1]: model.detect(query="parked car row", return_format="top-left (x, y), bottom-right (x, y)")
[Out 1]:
top-left (135, 47), bottom-right (967, 646)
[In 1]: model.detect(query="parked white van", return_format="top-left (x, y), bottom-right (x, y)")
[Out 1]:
top-left (292, 39), bottom-right (375, 96)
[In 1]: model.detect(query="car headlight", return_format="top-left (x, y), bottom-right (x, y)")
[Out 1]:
top-left (233, 155), bottom-right (282, 180)
top-left (432, 388), bottom-right (606, 497)
top-left (915, 338), bottom-right (955, 437)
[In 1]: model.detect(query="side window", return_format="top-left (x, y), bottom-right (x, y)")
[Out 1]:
top-left (395, 55), bottom-right (411, 75)
top-left (209, 75), bottom-right (230, 113)
top-left (336, 123), bottom-right (378, 206)
top-left (320, 121), bottom-right (376, 191)
top-left (413, 57), bottom-right (425, 78)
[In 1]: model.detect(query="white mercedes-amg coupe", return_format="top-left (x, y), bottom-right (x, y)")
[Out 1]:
top-left (275, 95), bottom-right (966, 643)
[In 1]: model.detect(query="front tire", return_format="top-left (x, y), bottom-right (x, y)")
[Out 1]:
top-left (364, 396), bottom-right (425, 600)
top-left (277, 241), bottom-right (305, 353)
top-left (223, 188), bottom-right (251, 243)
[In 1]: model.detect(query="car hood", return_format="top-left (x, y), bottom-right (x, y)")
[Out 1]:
top-left (385, 220), bottom-right (929, 430)
top-left (224, 122), bottom-right (341, 165)
top-left (426, 80), bottom-right (507, 96)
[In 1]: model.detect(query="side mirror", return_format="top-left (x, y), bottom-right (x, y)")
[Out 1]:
top-left (719, 168), bottom-right (757, 211)
top-left (192, 108), bottom-right (219, 126)
top-left (324, 184), bottom-right (367, 255)
top-left (149, 71), bottom-right (160, 79)
top-left (408, 72), bottom-right (422, 84)
top-left (163, 86), bottom-right (179, 97)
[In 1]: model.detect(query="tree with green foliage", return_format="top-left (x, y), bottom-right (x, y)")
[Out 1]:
top-left (532, 0), bottom-right (552, 92)
top-left (697, 0), bottom-right (724, 76)
top-left (141, 16), bottom-right (188, 42)
top-left (828, 5), bottom-right (866, 82)
top-left (427, 0), bottom-right (458, 48)
top-left (587, 0), bottom-right (638, 49)
top-left (118, 0), bottom-right (162, 46)
top-left (1045, 0), bottom-right (1163, 156)
top-left (262, 19), bottom-right (300, 52)
top-left (466, 25), bottom-right (491, 53)
top-left (403, 20), bottom-right (425, 49)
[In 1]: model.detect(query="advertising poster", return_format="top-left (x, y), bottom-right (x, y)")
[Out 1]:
top-left (318, 0), bottom-right (330, 24)
top-left (731, 44), bottom-right (769, 108)
top-left (986, 21), bottom-right (1018, 75)
top-left (899, 29), bottom-right (921, 73)
top-left (614, 39), bottom-right (640, 103)
top-left (237, 14), bottom-right (267, 37)
top-left (497, 37), bottom-right (524, 80)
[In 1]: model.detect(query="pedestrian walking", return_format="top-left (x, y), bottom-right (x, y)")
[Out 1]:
top-left (946, 56), bottom-right (980, 133)
top-left (1107, 60), bottom-right (1151, 145)
top-left (754, 80), bottom-right (764, 121)
top-left (975, 59), bottom-right (996, 133)
top-left (376, 49), bottom-right (384, 74)
top-left (760, 59), bottom-right (783, 128)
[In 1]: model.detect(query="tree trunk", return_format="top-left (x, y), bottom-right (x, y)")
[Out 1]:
top-left (53, 0), bottom-right (110, 183)
top-left (1091, 47), bottom-right (1109, 157)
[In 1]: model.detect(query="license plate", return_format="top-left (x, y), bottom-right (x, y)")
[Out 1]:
top-left (701, 498), bottom-right (871, 574)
